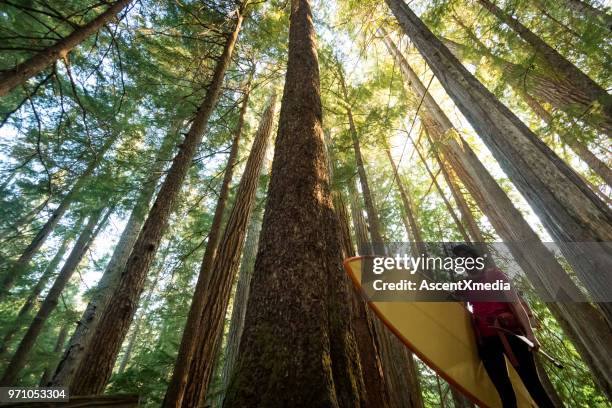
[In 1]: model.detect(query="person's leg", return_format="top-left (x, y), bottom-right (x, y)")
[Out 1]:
top-left (508, 336), bottom-right (557, 408)
top-left (479, 337), bottom-right (517, 408)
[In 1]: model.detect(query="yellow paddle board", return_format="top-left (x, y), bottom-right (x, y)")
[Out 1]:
top-left (344, 256), bottom-right (537, 408)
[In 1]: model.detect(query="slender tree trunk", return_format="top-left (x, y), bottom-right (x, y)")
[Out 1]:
top-left (179, 94), bottom-right (276, 408)
top-left (348, 182), bottom-right (372, 255)
top-left (49, 124), bottom-right (179, 387)
top-left (477, 0), bottom-right (611, 117)
top-left (0, 207), bottom-right (109, 386)
top-left (411, 135), bottom-right (471, 242)
top-left (327, 128), bottom-right (390, 408)
top-left (0, 134), bottom-right (116, 299)
top-left (0, 232), bottom-right (74, 357)
top-left (216, 203), bottom-right (263, 407)
top-left (69, 8), bottom-right (244, 396)
top-left (383, 146), bottom-right (427, 256)
top-left (428, 141), bottom-right (484, 243)
top-left (382, 31), bottom-right (612, 398)
top-left (384, 3), bottom-right (612, 317)
top-left (223, 1), bottom-right (366, 405)
top-left (0, 0), bottom-right (132, 96)
top-left (39, 324), bottom-right (68, 387)
top-left (349, 120), bottom-right (424, 407)
top-left (117, 264), bottom-right (163, 375)
top-left (338, 70), bottom-right (384, 249)
top-left (163, 83), bottom-right (251, 407)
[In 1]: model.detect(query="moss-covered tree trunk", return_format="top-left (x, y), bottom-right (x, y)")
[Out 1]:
top-left (0, 0), bottom-right (132, 96)
top-left (164, 82), bottom-right (251, 408)
top-left (223, 1), bottom-right (366, 405)
top-left (382, 32), bottom-right (612, 398)
top-left (50, 126), bottom-right (179, 387)
top-left (385, 2), bottom-right (612, 323)
top-left (0, 207), bottom-right (110, 386)
top-left (69, 8), bottom-right (244, 395)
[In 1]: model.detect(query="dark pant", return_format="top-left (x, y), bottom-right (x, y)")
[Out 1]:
top-left (478, 335), bottom-right (556, 408)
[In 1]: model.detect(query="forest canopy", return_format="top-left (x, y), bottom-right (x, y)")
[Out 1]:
top-left (0, 0), bottom-right (610, 407)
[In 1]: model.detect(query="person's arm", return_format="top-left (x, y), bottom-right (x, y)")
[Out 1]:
top-left (507, 290), bottom-right (540, 351)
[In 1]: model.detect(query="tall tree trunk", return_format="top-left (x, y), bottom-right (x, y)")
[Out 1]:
top-left (0, 231), bottom-right (75, 357)
top-left (49, 124), bottom-right (180, 387)
top-left (223, 1), bottom-right (366, 405)
top-left (428, 140), bottom-right (485, 243)
top-left (348, 181), bottom-right (372, 255)
top-left (347, 113), bottom-right (424, 407)
top-left (410, 135), bottom-right (471, 242)
top-left (39, 323), bottom-right (68, 387)
top-left (216, 202), bottom-right (264, 407)
top-left (69, 8), bottom-right (244, 396)
top-left (384, 3), bottom-right (612, 318)
top-left (477, 0), bottom-right (611, 118)
top-left (117, 263), bottom-right (164, 375)
top-left (0, 207), bottom-right (109, 386)
top-left (0, 134), bottom-right (116, 299)
top-left (0, 0), bottom-right (132, 96)
top-left (344, 191), bottom-right (392, 408)
top-left (382, 145), bottom-right (427, 256)
top-left (163, 83), bottom-right (251, 407)
top-left (443, 32), bottom-right (612, 176)
top-left (179, 94), bottom-right (276, 408)
top-left (382, 30), bottom-right (612, 397)
top-left (327, 127), bottom-right (390, 408)
top-left (338, 70), bottom-right (384, 249)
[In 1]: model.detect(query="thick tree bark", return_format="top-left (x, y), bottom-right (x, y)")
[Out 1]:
top-left (0, 207), bottom-right (110, 386)
top-left (382, 31), bottom-right (612, 397)
top-left (0, 134), bottom-right (116, 299)
top-left (385, 2), bottom-right (612, 320)
top-left (50, 124), bottom-right (179, 387)
top-left (0, 0), bottom-right (132, 97)
top-left (163, 84), bottom-right (251, 407)
top-left (223, 1), bottom-right (366, 405)
top-left (0, 232), bottom-right (74, 357)
top-left (477, 0), bottom-right (611, 118)
top-left (179, 94), bottom-right (276, 408)
top-left (39, 323), bottom-right (68, 386)
top-left (69, 9), bottom-right (243, 395)
top-left (216, 202), bottom-right (264, 406)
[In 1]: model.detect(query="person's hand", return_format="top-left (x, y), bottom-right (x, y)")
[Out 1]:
top-left (526, 333), bottom-right (540, 352)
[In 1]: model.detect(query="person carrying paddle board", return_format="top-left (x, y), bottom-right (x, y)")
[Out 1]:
top-left (452, 244), bottom-right (556, 408)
